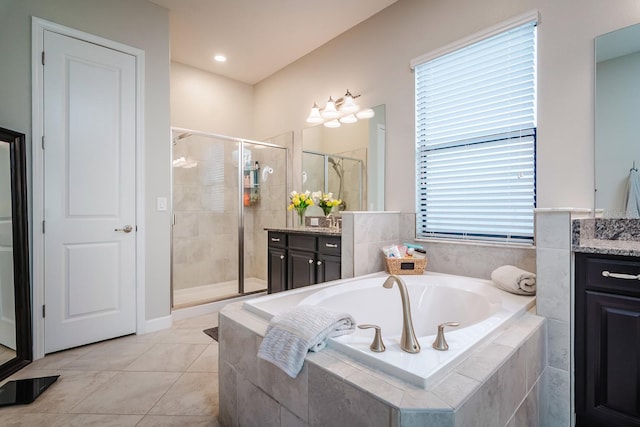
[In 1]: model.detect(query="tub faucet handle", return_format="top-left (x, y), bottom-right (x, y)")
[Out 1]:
top-left (432, 322), bottom-right (460, 351)
top-left (358, 324), bottom-right (386, 352)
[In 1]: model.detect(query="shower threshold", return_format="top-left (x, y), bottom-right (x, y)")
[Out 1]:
top-left (173, 277), bottom-right (266, 309)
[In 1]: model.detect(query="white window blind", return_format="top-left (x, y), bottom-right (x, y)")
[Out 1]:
top-left (415, 21), bottom-right (537, 243)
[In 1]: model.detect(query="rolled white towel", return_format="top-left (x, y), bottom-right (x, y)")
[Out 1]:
top-left (257, 305), bottom-right (356, 378)
top-left (490, 265), bottom-right (536, 295)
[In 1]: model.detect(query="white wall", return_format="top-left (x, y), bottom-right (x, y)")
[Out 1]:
top-left (0, 0), bottom-right (171, 321)
top-left (171, 61), bottom-right (254, 136)
top-left (252, 0), bottom-right (640, 212)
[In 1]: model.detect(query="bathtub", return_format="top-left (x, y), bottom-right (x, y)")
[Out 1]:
top-left (244, 271), bottom-right (535, 388)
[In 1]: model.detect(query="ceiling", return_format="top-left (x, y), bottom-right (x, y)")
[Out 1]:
top-left (149, 0), bottom-right (399, 85)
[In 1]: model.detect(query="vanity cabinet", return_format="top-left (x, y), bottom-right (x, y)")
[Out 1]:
top-left (575, 253), bottom-right (640, 427)
top-left (267, 231), bottom-right (341, 294)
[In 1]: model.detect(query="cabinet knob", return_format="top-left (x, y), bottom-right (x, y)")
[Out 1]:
top-left (279, 255), bottom-right (284, 260)
top-left (317, 261), bottom-right (322, 266)
top-left (308, 259), bottom-right (314, 264)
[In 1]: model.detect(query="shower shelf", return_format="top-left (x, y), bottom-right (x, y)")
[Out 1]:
top-left (243, 168), bottom-right (260, 206)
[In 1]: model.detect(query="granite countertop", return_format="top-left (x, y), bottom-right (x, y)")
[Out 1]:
top-left (264, 226), bottom-right (341, 236)
top-left (572, 239), bottom-right (640, 257)
top-left (572, 218), bottom-right (640, 257)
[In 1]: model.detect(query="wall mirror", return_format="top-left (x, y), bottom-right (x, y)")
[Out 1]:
top-left (302, 104), bottom-right (385, 213)
top-left (0, 127), bottom-right (32, 380)
top-left (595, 23), bottom-right (640, 217)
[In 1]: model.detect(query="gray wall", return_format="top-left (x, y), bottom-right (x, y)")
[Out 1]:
top-left (0, 0), bottom-right (172, 321)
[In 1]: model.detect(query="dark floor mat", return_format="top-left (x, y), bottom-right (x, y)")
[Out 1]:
top-left (203, 327), bottom-right (219, 342)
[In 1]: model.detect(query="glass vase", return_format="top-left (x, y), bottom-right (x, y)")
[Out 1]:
top-left (296, 209), bottom-right (306, 228)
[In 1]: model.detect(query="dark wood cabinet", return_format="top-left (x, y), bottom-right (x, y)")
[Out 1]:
top-left (575, 253), bottom-right (640, 427)
top-left (267, 230), bottom-right (341, 294)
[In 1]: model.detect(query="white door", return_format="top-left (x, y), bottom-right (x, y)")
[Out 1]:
top-left (42, 30), bottom-right (137, 353)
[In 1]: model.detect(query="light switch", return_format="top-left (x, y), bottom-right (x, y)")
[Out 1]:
top-left (157, 197), bottom-right (167, 211)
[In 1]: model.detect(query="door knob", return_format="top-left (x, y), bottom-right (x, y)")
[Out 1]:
top-left (115, 225), bottom-right (133, 233)
top-left (279, 255), bottom-right (284, 260)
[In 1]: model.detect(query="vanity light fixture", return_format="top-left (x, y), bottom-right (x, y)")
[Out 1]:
top-left (306, 89), bottom-right (375, 127)
top-left (321, 97), bottom-right (340, 119)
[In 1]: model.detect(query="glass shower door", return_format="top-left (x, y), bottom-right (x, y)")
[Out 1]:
top-left (172, 131), bottom-right (240, 307)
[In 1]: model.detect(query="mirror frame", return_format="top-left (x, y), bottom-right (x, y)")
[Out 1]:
top-left (0, 127), bottom-right (32, 379)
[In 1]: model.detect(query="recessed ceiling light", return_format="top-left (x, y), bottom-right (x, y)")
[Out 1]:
top-left (214, 54), bottom-right (227, 63)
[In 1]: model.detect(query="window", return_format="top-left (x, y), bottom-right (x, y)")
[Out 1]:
top-left (414, 18), bottom-right (537, 243)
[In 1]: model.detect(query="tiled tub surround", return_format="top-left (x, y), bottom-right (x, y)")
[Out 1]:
top-left (340, 212), bottom-right (536, 280)
top-left (219, 301), bottom-right (546, 426)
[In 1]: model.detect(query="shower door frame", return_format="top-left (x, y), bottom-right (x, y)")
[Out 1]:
top-left (170, 127), bottom-right (289, 307)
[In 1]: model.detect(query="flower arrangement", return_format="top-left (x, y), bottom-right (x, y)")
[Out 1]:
top-left (288, 190), bottom-right (314, 225)
top-left (312, 191), bottom-right (342, 216)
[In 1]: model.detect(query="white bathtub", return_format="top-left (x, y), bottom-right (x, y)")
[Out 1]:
top-left (244, 271), bottom-right (535, 388)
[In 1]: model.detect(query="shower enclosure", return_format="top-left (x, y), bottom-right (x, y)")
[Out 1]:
top-left (171, 128), bottom-right (289, 308)
top-left (302, 150), bottom-right (364, 211)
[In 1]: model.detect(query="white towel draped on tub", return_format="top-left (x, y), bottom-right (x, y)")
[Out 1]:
top-left (257, 305), bottom-right (356, 378)
top-left (490, 265), bottom-right (536, 295)
top-left (625, 168), bottom-right (640, 218)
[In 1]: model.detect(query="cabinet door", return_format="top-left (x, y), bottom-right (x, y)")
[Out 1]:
top-left (267, 247), bottom-right (286, 294)
top-left (578, 290), bottom-right (640, 426)
top-left (317, 254), bottom-right (341, 283)
top-left (288, 250), bottom-right (316, 289)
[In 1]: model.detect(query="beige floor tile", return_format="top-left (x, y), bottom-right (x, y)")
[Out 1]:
top-left (60, 341), bottom-right (155, 371)
top-left (124, 343), bottom-right (207, 372)
top-left (137, 415), bottom-right (220, 426)
top-left (55, 414), bottom-right (143, 426)
top-left (173, 313), bottom-right (219, 329)
top-left (0, 369), bottom-right (118, 414)
top-left (187, 343), bottom-right (219, 373)
top-left (132, 328), bottom-right (213, 345)
top-left (69, 371), bottom-right (181, 415)
top-left (148, 372), bottom-right (219, 416)
top-left (0, 412), bottom-right (67, 426)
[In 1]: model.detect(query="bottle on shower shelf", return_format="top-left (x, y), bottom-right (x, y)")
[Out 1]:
top-left (254, 161), bottom-right (260, 186)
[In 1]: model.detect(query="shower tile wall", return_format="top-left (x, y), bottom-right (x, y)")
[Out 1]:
top-left (173, 135), bottom-right (238, 291)
top-left (244, 146), bottom-right (288, 283)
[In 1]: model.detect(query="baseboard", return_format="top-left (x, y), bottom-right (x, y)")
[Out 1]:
top-left (142, 315), bottom-right (172, 334)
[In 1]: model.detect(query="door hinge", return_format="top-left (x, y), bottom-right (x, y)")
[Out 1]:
top-left (41, 135), bottom-right (45, 150)
top-left (41, 51), bottom-right (45, 66)
top-left (42, 220), bottom-right (45, 234)
top-left (172, 214), bottom-right (176, 226)
top-left (42, 305), bottom-right (46, 318)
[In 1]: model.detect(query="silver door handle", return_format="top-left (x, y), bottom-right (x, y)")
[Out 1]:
top-left (317, 261), bottom-right (322, 266)
top-left (308, 259), bottom-right (313, 264)
top-left (325, 243), bottom-right (338, 248)
top-left (115, 225), bottom-right (133, 233)
top-left (602, 271), bottom-right (640, 280)
top-left (271, 237), bottom-right (280, 242)
top-left (279, 255), bottom-right (284, 260)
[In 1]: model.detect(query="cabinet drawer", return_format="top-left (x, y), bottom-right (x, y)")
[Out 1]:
top-left (288, 234), bottom-right (316, 251)
top-left (580, 254), bottom-right (640, 297)
top-left (318, 236), bottom-right (341, 256)
top-left (268, 232), bottom-right (286, 248)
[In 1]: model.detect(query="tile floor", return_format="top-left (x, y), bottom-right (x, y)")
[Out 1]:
top-left (0, 312), bottom-right (221, 426)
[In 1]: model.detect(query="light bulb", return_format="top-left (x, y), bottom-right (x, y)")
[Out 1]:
top-left (339, 90), bottom-right (359, 114)
top-left (306, 102), bottom-right (323, 124)
top-left (339, 114), bottom-right (358, 124)
top-left (356, 108), bottom-right (375, 119)
top-left (321, 96), bottom-right (340, 119)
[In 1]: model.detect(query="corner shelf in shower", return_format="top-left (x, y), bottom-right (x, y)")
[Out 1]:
top-left (243, 168), bottom-right (260, 206)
